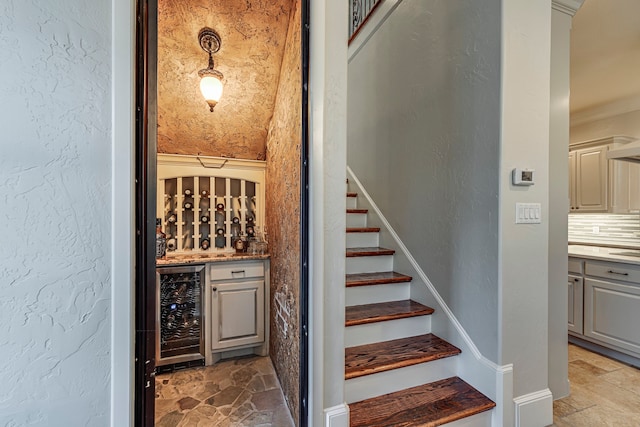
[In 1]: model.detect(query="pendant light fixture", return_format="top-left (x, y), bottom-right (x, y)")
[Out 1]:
top-left (197, 27), bottom-right (224, 112)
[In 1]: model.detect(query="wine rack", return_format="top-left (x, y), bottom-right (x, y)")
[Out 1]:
top-left (157, 154), bottom-right (265, 254)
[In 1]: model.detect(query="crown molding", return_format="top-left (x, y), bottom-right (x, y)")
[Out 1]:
top-left (552, 0), bottom-right (585, 16)
top-left (571, 94), bottom-right (640, 127)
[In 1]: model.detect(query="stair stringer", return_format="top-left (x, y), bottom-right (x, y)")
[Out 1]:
top-left (347, 166), bottom-right (514, 427)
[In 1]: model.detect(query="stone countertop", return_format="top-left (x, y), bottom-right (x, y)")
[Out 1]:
top-left (569, 244), bottom-right (640, 266)
top-left (156, 252), bottom-right (270, 266)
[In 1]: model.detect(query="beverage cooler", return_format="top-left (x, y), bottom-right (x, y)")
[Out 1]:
top-left (156, 265), bottom-right (205, 366)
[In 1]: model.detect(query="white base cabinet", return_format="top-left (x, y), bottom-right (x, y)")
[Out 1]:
top-left (584, 277), bottom-right (640, 356)
top-left (568, 274), bottom-right (583, 335)
top-left (568, 256), bottom-right (640, 364)
top-left (204, 259), bottom-right (270, 365)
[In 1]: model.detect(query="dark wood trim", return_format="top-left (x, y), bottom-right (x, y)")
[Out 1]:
top-left (299, 0), bottom-right (310, 425)
top-left (134, 0), bottom-right (158, 425)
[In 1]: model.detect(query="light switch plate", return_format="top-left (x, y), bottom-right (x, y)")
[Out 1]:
top-left (516, 203), bottom-right (541, 224)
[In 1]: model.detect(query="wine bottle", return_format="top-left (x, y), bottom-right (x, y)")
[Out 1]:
top-left (184, 189), bottom-right (193, 196)
top-left (200, 215), bottom-right (210, 223)
top-left (183, 200), bottom-right (193, 209)
top-left (167, 213), bottom-right (177, 223)
top-left (155, 218), bottom-right (166, 259)
top-left (201, 238), bottom-right (210, 250)
top-left (216, 203), bottom-right (225, 211)
top-left (201, 189), bottom-right (209, 197)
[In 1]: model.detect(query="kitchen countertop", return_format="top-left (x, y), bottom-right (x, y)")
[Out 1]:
top-left (157, 252), bottom-right (270, 266)
top-left (569, 244), bottom-right (640, 266)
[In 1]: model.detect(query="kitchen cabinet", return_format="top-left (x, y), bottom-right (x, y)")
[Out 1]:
top-left (207, 259), bottom-right (270, 363)
top-left (584, 277), bottom-right (640, 356)
top-left (570, 145), bottom-right (608, 212)
top-left (569, 136), bottom-right (638, 213)
top-left (568, 256), bottom-right (640, 362)
top-left (568, 275), bottom-right (583, 335)
top-left (568, 258), bottom-right (583, 335)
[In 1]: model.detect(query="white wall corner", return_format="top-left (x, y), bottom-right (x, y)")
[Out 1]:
top-left (324, 403), bottom-right (349, 427)
top-left (552, 0), bottom-right (585, 16)
top-left (493, 364), bottom-right (514, 427)
top-left (513, 389), bottom-right (553, 427)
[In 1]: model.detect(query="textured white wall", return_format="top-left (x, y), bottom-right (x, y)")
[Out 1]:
top-left (347, 0), bottom-right (502, 361)
top-left (0, 1), bottom-right (113, 425)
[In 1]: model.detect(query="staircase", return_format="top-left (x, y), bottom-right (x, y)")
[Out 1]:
top-left (345, 191), bottom-right (495, 426)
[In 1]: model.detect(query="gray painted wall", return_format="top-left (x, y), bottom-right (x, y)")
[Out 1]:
top-left (0, 1), bottom-right (112, 424)
top-left (348, 0), bottom-right (555, 403)
top-left (347, 0), bottom-right (502, 362)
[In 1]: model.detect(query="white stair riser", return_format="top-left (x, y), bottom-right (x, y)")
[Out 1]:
top-left (345, 357), bottom-right (457, 403)
top-left (346, 213), bottom-right (368, 227)
top-left (345, 316), bottom-right (431, 347)
top-left (346, 196), bottom-right (357, 209)
top-left (346, 282), bottom-right (410, 306)
top-left (442, 411), bottom-right (492, 427)
top-left (346, 255), bottom-right (394, 274)
top-left (346, 232), bottom-right (379, 248)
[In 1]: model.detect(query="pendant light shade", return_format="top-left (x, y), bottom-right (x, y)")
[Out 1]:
top-left (198, 28), bottom-right (224, 112)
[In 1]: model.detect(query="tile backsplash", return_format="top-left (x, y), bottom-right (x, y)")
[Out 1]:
top-left (568, 214), bottom-right (640, 248)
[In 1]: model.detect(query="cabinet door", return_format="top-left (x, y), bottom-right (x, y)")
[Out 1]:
top-left (575, 146), bottom-right (608, 212)
top-left (629, 162), bottom-right (640, 212)
top-left (568, 275), bottom-right (583, 335)
top-left (584, 278), bottom-right (640, 356)
top-left (569, 151), bottom-right (576, 211)
top-left (211, 280), bottom-right (264, 350)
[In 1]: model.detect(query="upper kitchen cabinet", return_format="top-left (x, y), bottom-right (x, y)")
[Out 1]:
top-left (569, 136), bottom-right (638, 213)
top-left (572, 145), bottom-right (608, 212)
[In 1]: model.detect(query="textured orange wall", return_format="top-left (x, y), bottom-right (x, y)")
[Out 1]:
top-left (157, 0), bottom-right (293, 159)
top-left (265, 0), bottom-right (301, 423)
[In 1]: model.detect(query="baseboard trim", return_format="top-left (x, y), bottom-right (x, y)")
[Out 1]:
top-left (513, 389), bottom-right (553, 427)
top-left (324, 403), bottom-right (349, 427)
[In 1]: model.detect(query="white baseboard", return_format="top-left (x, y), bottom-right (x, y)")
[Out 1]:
top-left (513, 389), bottom-right (553, 427)
top-left (324, 403), bottom-right (349, 427)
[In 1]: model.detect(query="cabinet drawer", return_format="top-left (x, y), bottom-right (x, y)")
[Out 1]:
top-left (585, 261), bottom-right (640, 284)
top-left (568, 258), bottom-right (583, 274)
top-left (209, 260), bottom-right (264, 281)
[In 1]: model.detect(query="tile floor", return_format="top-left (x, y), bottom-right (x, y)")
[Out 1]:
top-left (155, 356), bottom-right (295, 427)
top-left (553, 343), bottom-right (640, 426)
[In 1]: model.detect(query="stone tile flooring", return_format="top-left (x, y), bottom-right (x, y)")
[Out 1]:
top-left (553, 343), bottom-right (640, 426)
top-left (155, 356), bottom-right (295, 426)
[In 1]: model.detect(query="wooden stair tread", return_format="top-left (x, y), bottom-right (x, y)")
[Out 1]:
top-left (346, 247), bottom-right (394, 257)
top-left (347, 192), bottom-right (358, 197)
top-left (345, 300), bottom-right (433, 326)
top-left (346, 227), bottom-right (380, 233)
top-left (345, 333), bottom-right (461, 379)
top-left (349, 376), bottom-right (495, 427)
top-left (346, 271), bottom-right (412, 287)
top-left (347, 209), bottom-right (368, 214)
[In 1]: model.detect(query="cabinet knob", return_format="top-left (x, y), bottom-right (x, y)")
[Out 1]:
top-left (573, 278), bottom-right (579, 282)
top-left (212, 287), bottom-right (217, 292)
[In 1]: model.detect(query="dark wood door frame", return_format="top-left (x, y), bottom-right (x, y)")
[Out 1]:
top-left (134, 1), bottom-right (309, 425)
top-left (299, 0), bottom-right (310, 425)
top-left (134, 0), bottom-right (158, 425)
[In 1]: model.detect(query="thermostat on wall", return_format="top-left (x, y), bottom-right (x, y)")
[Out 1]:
top-left (512, 168), bottom-right (535, 186)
